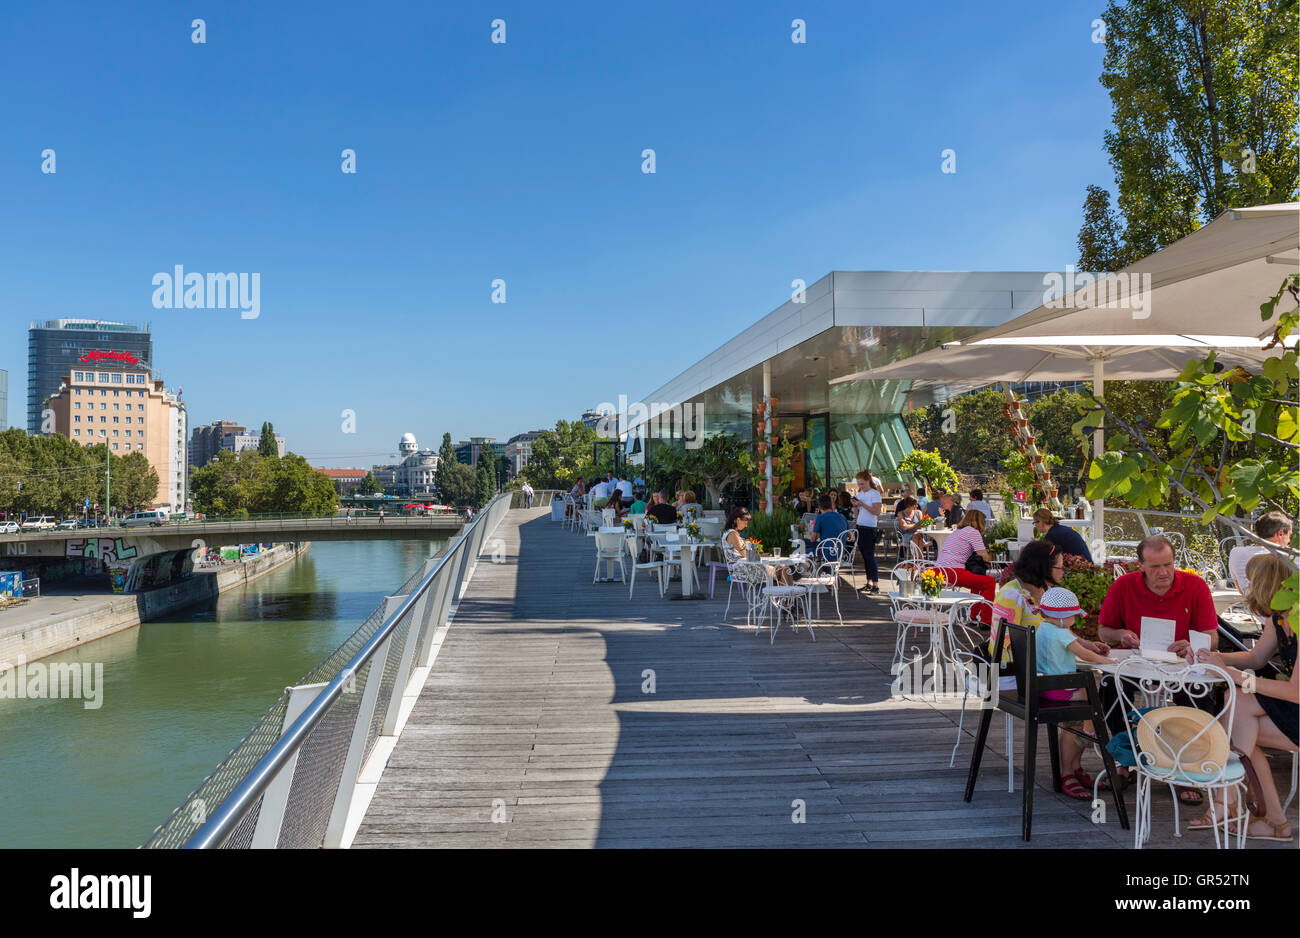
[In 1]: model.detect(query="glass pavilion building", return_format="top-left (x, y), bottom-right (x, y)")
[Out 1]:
top-left (627, 271), bottom-right (1054, 491)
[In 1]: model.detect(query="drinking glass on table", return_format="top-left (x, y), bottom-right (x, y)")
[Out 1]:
top-left (773, 547), bottom-right (782, 559)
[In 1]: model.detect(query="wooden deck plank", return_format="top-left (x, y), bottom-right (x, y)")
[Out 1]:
top-left (351, 509), bottom-right (1296, 849)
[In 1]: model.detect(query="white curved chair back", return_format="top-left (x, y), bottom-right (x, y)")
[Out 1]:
top-left (1113, 656), bottom-right (1237, 785)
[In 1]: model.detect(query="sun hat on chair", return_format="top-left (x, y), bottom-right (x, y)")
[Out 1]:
top-left (1134, 706), bottom-right (1231, 775)
top-left (1038, 586), bottom-right (1084, 620)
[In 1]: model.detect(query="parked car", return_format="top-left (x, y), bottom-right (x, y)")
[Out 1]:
top-left (123, 509), bottom-right (170, 528)
top-left (21, 515), bottom-right (58, 531)
top-left (55, 519), bottom-right (78, 530)
top-left (0, 521), bottom-right (20, 534)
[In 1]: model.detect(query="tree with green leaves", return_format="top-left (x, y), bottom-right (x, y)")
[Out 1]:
top-left (356, 471), bottom-right (383, 496)
top-left (434, 432), bottom-right (457, 499)
top-left (258, 421), bottom-right (279, 458)
top-left (1077, 0), bottom-right (1299, 269)
top-left (112, 451), bottom-right (160, 511)
top-left (896, 449), bottom-right (959, 495)
top-left (522, 420), bottom-right (601, 490)
top-left (647, 434), bottom-right (750, 508)
top-left (902, 389), bottom-right (1017, 478)
top-left (474, 454), bottom-right (497, 507)
top-left (438, 460), bottom-right (477, 506)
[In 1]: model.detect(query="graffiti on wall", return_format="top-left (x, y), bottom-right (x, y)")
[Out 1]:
top-left (66, 538), bottom-right (139, 564)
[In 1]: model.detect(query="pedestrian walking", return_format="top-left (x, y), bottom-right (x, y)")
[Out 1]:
top-left (378, 507), bottom-right (385, 523)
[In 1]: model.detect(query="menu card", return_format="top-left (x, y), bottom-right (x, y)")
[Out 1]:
top-left (1139, 616), bottom-right (1180, 662)
top-left (1189, 630), bottom-right (1212, 653)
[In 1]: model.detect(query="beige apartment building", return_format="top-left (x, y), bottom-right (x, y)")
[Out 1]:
top-left (46, 363), bottom-right (188, 510)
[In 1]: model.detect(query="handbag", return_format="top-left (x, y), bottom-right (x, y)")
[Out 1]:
top-left (964, 553), bottom-right (989, 577)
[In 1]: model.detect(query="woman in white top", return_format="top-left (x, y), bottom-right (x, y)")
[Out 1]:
top-left (851, 469), bottom-right (884, 593)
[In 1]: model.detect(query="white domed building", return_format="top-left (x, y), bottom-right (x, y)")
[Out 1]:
top-left (395, 432), bottom-right (439, 496)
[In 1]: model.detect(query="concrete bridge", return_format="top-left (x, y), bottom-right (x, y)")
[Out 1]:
top-left (0, 514), bottom-right (468, 560)
top-left (0, 515), bottom-right (469, 593)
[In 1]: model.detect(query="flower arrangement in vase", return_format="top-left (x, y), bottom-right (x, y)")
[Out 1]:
top-left (918, 568), bottom-right (945, 598)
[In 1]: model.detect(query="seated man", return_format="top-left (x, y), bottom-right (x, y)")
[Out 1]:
top-left (645, 491), bottom-right (678, 525)
top-left (1228, 510), bottom-right (1292, 593)
top-left (628, 492), bottom-right (648, 515)
top-left (937, 493), bottom-right (963, 527)
top-left (1098, 535), bottom-right (1219, 659)
top-left (807, 493), bottom-right (848, 560)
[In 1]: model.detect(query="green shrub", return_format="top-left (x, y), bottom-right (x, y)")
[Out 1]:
top-left (744, 507), bottom-right (800, 554)
top-left (986, 517), bottom-right (1018, 543)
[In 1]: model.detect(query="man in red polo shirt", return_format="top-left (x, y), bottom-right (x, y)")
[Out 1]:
top-left (1099, 536), bottom-right (1219, 660)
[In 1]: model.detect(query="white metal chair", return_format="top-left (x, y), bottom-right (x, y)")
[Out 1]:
top-left (944, 607), bottom-right (1016, 790)
top-left (761, 581), bottom-right (812, 644)
top-left (837, 527), bottom-right (860, 590)
top-left (888, 596), bottom-right (955, 695)
top-left (625, 535), bottom-right (665, 599)
top-left (593, 531), bottom-right (627, 584)
top-left (727, 561), bottom-right (769, 629)
top-left (1114, 656), bottom-right (1248, 849)
top-left (800, 535), bottom-right (850, 625)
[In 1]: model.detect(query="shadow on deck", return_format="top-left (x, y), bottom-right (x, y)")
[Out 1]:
top-left (352, 510), bottom-right (1296, 849)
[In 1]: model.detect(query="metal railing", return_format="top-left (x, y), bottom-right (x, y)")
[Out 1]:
top-left (509, 488), bottom-right (563, 508)
top-left (141, 492), bottom-right (513, 849)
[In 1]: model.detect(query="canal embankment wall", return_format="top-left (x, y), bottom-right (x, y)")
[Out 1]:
top-left (0, 542), bottom-right (311, 664)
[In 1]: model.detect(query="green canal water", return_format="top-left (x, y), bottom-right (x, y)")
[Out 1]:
top-left (0, 538), bottom-right (446, 849)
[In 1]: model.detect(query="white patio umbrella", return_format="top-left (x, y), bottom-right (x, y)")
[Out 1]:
top-left (831, 203), bottom-right (1299, 533)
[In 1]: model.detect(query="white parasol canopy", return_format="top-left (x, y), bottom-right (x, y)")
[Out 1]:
top-left (831, 203), bottom-right (1300, 532)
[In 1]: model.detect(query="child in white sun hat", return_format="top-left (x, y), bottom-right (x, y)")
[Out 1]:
top-left (1035, 586), bottom-right (1116, 798)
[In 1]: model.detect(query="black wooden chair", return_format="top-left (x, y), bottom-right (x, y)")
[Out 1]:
top-left (963, 619), bottom-right (1130, 840)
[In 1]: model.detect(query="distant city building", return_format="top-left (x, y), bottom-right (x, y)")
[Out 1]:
top-left (29, 319), bottom-right (152, 434)
top-left (455, 436), bottom-right (505, 467)
top-left (504, 430), bottom-right (545, 477)
top-left (371, 433), bottom-right (440, 495)
top-left (579, 408), bottom-right (609, 430)
top-left (189, 420), bottom-right (246, 468)
top-left (396, 432), bottom-right (439, 495)
top-left (46, 365), bottom-right (187, 510)
top-left (221, 432), bottom-right (286, 458)
top-left (316, 468), bottom-right (367, 492)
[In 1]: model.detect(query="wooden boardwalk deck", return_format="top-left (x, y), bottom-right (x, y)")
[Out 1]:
top-left (353, 509), bottom-right (1298, 848)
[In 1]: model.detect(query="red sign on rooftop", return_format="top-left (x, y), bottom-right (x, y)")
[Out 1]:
top-left (79, 350), bottom-right (140, 365)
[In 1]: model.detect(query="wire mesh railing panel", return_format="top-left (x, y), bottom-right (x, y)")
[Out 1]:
top-left (141, 695), bottom-right (291, 848)
top-left (275, 658), bottom-right (374, 848)
top-left (219, 793), bottom-right (265, 849)
top-left (362, 615), bottom-right (411, 768)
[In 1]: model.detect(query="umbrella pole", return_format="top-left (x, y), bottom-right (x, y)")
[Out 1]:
top-left (1092, 356), bottom-right (1105, 541)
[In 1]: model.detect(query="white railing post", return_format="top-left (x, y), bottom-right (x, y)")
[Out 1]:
top-left (250, 681), bottom-right (328, 849)
top-left (322, 629), bottom-right (395, 848)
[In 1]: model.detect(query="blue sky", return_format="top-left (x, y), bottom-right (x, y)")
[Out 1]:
top-left (1, 0), bottom-right (1114, 466)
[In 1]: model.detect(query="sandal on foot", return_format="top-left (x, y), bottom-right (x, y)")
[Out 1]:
top-left (1074, 770), bottom-right (1096, 790)
top-left (1176, 787), bottom-right (1204, 806)
top-left (1060, 772), bottom-right (1091, 800)
top-left (1245, 819), bottom-right (1294, 842)
top-left (1187, 808), bottom-right (1242, 832)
